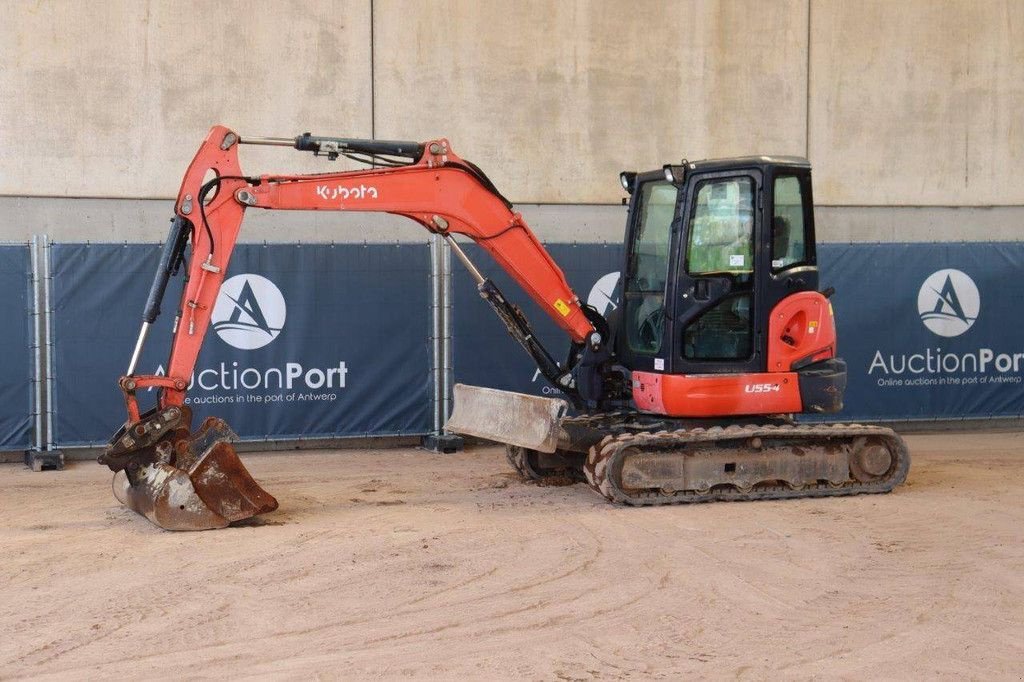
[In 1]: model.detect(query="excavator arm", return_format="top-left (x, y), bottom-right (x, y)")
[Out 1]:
top-left (125, 126), bottom-right (598, 415)
top-left (99, 125), bottom-right (606, 530)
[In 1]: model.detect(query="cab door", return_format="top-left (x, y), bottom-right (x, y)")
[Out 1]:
top-left (615, 175), bottom-right (682, 373)
top-left (669, 170), bottom-right (763, 374)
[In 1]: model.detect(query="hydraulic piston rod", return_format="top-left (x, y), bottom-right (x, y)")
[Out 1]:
top-left (240, 133), bottom-right (424, 161)
top-left (442, 233), bottom-right (486, 286)
top-left (126, 322), bottom-right (150, 376)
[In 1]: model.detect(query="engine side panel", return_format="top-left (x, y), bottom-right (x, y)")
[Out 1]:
top-left (766, 291), bottom-right (836, 371)
top-left (631, 371), bottom-right (802, 417)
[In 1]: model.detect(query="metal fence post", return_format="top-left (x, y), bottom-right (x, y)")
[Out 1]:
top-left (30, 235), bottom-right (43, 453)
top-left (422, 236), bottom-right (463, 453)
top-left (430, 235), bottom-right (442, 434)
top-left (25, 235), bottom-right (62, 470)
top-left (42, 236), bottom-right (62, 459)
top-left (441, 237), bottom-right (455, 427)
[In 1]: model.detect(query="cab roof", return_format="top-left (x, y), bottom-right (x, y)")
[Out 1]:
top-left (684, 155), bottom-right (811, 173)
top-left (624, 155), bottom-right (811, 190)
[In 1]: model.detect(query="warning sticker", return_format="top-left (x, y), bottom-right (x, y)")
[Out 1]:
top-left (729, 254), bottom-right (745, 267)
top-left (553, 299), bottom-right (571, 317)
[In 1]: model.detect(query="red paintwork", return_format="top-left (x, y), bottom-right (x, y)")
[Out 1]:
top-left (632, 370), bottom-right (803, 417)
top-left (123, 125), bottom-right (594, 413)
top-left (765, 291), bottom-right (836, 372)
top-left (630, 292), bottom-right (836, 417)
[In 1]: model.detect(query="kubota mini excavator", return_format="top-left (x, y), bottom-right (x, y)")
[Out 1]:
top-left (100, 125), bottom-right (909, 530)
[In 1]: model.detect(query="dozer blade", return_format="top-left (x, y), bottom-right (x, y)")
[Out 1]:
top-left (445, 383), bottom-right (569, 453)
top-left (103, 409), bottom-right (278, 531)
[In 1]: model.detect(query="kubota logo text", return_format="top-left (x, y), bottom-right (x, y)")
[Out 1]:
top-left (211, 274), bottom-right (286, 350)
top-left (315, 184), bottom-right (379, 201)
top-left (917, 269), bottom-right (979, 337)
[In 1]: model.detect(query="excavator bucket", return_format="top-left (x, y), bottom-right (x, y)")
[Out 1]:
top-left (102, 409), bottom-right (277, 531)
top-left (445, 383), bottom-right (570, 453)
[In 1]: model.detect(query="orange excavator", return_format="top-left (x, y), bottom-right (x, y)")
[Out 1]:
top-left (100, 125), bottom-right (909, 530)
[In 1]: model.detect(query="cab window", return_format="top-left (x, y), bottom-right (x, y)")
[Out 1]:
top-left (683, 293), bottom-right (753, 361)
top-left (686, 177), bottom-right (754, 276)
top-left (623, 181), bottom-right (678, 354)
top-left (771, 175), bottom-right (809, 271)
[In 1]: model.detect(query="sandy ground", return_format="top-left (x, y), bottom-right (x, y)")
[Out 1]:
top-left (1, 432), bottom-right (1022, 680)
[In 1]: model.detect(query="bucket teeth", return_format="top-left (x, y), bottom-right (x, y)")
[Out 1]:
top-left (189, 441), bottom-right (278, 523)
top-left (108, 412), bottom-right (277, 531)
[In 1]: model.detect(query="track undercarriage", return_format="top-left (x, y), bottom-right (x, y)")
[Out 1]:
top-left (506, 413), bottom-right (910, 505)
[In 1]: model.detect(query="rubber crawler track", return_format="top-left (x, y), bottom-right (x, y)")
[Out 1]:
top-left (503, 412), bottom-right (636, 482)
top-left (582, 422), bottom-right (910, 506)
top-left (505, 445), bottom-right (585, 483)
top-left (504, 445), bottom-right (535, 479)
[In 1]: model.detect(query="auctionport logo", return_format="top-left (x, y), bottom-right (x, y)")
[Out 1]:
top-left (587, 272), bottom-right (620, 317)
top-left (870, 266), bottom-right (1021, 387)
top-left (917, 269), bottom-right (979, 338)
top-left (211, 274), bottom-right (286, 350)
top-left (157, 273), bottom-right (347, 403)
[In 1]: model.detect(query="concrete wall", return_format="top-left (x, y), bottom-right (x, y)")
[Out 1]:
top-left (1, 0), bottom-right (1021, 243)
top-left (0, 0), bottom-right (374, 198)
top-left (809, 0), bottom-right (1024, 207)
top-left (373, 0), bottom-right (808, 204)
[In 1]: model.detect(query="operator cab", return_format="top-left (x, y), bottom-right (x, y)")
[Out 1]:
top-left (616, 156), bottom-right (819, 378)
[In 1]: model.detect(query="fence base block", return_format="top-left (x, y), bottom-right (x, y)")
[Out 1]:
top-left (24, 449), bottom-right (64, 472)
top-left (421, 432), bottom-right (464, 454)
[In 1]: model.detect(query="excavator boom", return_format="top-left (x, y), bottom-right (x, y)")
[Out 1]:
top-left (101, 125), bottom-right (603, 530)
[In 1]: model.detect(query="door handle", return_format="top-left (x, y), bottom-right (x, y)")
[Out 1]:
top-left (694, 279), bottom-right (710, 300)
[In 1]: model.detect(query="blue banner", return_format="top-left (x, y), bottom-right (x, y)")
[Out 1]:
top-left (44, 239), bottom-right (1022, 446)
top-left (50, 243), bottom-right (433, 446)
top-left (0, 244), bottom-right (33, 449)
top-left (451, 241), bottom-right (1024, 422)
top-left (819, 242), bottom-right (1024, 421)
